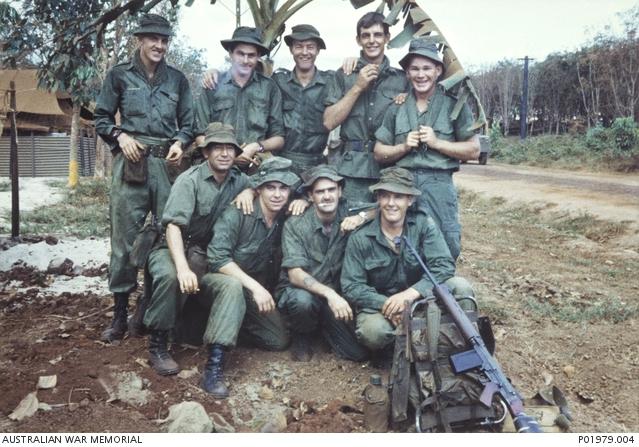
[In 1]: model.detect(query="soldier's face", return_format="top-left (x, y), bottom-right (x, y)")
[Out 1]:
top-left (406, 56), bottom-right (442, 96)
top-left (290, 39), bottom-right (319, 72)
top-left (377, 190), bottom-right (413, 225)
top-left (356, 24), bottom-right (389, 61)
top-left (308, 178), bottom-right (341, 216)
top-left (205, 143), bottom-right (236, 173)
top-left (137, 34), bottom-right (169, 65)
top-left (258, 181), bottom-right (291, 214)
top-left (230, 44), bottom-right (259, 77)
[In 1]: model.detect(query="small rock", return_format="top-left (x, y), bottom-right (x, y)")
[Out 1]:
top-left (47, 257), bottom-right (74, 275)
top-left (68, 402), bottom-right (79, 412)
top-left (604, 260), bottom-right (614, 265)
top-left (49, 356), bottom-right (63, 365)
top-left (38, 402), bottom-right (52, 412)
top-left (45, 235), bottom-right (59, 245)
top-left (87, 370), bottom-right (98, 379)
top-left (563, 365), bottom-right (576, 378)
top-left (37, 375), bottom-right (57, 390)
top-left (211, 412), bottom-right (235, 433)
top-left (162, 401), bottom-right (213, 433)
top-left (177, 366), bottom-right (199, 379)
top-left (258, 385), bottom-right (274, 400)
top-left (79, 398), bottom-right (90, 407)
top-left (9, 392), bottom-right (39, 421)
top-left (260, 410), bottom-right (287, 433)
top-left (59, 333), bottom-right (70, 339)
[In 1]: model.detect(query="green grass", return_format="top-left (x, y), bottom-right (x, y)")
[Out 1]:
top-left (0, 178), bottom-right (110, 237)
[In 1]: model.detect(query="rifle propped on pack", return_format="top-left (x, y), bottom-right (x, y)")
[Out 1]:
top-left (399, 236), bottom-right (542, 433)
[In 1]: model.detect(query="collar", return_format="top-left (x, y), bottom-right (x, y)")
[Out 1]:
top-left (355, 54), bottom-right (390, 73)
top-left (307, 198), bottom-right (348, 232)
top-left (199, 162), bottom-right (240, 183)
top-left (364, 211), bottom-right (418, 246)
top-left (132, 49), bottom-right (167, 86)
top-left (223, 69), bottom-right (259, 88)
top-left (287, 66), bottom-right (327, 87)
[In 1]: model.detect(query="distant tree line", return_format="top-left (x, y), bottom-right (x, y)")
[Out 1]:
top-left (470, 4), bottom-right (639, 136)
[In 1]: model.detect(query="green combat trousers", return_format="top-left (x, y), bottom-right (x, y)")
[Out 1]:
top-left (341, 177), bottom-right (375, 205)
top-left (355, 276), bottom-right (475, 352)
top-left (278, 287), bottom-right (368, 361)
top-left (108, 153), bottom-right (172, 293)
top-left (143, 248), bottom-right (181, 330)
top-left (177, 273), bottom-right (290, 350)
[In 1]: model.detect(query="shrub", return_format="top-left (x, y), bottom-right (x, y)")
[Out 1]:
top-left (585, 124), bottom-right (610, 152)
top-left (610, 117), bottom-right (638, 151)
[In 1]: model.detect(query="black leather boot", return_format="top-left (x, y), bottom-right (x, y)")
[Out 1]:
top-left (101, 293), bottom-right (129, 342)
top-left (201, 344), bottom-right (229, 398)
top-left (148, 330), bottom-right (180, 376)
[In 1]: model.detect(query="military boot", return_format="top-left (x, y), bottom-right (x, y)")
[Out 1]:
top-left (101, 293), bottom-right (129, 342)
top-left (290, 332), bottom-right (313, 362)
top-left (148, 330), bottom-right (180, 376)
top-left (201, 344), bottom-right (229, 398)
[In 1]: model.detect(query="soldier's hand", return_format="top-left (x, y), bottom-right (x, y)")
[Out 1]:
top-left (288, 198), bottom-right (309, 216)
top-left (177, 268), bottom-right (199, 294)
top-left (232, 187), bottom-right (256, 215)
top-left (405, 130), bottom-right (420, 151)
top-left (419, 125), bottom-right (439, 149)
top-left (251, 287), bottom-right (275, 313)
top-left (341, 57), bottom-right (358, 75)
top-left (393, 92), bottom-right (408, 105)
top-left (382, 293), bottom-right (413, 320)
top-left (340, 214), bottom-right (365, 233)
top-left (202, 68), bottom-right (219, 90)
top-left (326, 292), bottom-right (353, 321)
top-left (355, 64), bottom-right (379, 91)
top-left (166, 141), bottom-right (183, 164)
top-left (235, 142), bottom-right (260, 167)
top-left (118, 133), bottom-right (145, 162)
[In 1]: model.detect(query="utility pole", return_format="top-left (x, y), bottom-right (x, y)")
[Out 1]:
top-left (518, 56), bottom-right (533, 140)
top-left (9, 81), bottom-right (20, 239)
top-left (236, 0), bottom-right (241, 27)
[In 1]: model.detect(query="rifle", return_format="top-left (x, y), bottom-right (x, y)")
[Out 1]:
top-left (399, 235), bottom-right (542, 433)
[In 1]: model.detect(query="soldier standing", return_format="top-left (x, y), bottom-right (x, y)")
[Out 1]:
top-left (374, 38), bottom-right (479, 260)
top-left (276, 165), bottom-right (371, 362)
top-left (194, 27), bottom-right (284, 170)
top-left (94, 14), bottom-right (194, 342)
top-left (323, 12), bottom-right (407, 203)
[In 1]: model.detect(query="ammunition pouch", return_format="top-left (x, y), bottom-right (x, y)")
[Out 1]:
top-left (186, 244), bottom-right (208, 283)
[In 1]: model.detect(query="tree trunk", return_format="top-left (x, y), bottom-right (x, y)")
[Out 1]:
top-left (68, 102), bottom-right (80, 188)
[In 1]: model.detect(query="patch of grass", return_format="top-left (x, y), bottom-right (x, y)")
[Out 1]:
top-left (524, 296), bottom-right (639, 324)
top-left (1, 178), bottom-right (110, 237)
top-left (0, 180), bottom-right (10, 192)
top-left (547, 212), bottom-right (628, 243)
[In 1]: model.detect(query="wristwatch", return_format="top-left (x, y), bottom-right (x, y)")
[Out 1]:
top-left (257, 142), bottom-right (265, 153)
top-left (358, 211), bottom-right (367, 223)
top-left (111, 128), bottom-right (123, 140)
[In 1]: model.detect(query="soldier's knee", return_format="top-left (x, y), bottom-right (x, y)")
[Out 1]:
top-left (284, 288), bottom-right (320, 316)
top-left (445, 276), bottom-right (477, 311)
top-left (356, 314), bottom-right (393, 351)
top-left (264, 329), bottom-right (291, 352)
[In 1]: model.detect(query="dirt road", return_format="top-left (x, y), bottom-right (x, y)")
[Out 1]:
top-left (456, 163), bottom-right (639, 228)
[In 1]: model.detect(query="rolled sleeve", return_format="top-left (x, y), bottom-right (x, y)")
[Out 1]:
top-left (454, 102), bottom-right (477, 142)
top-left (324, 70), bottom-right (345, 106)
top-left (280, 221), bottom-right (311, 271)
top-left (375, 107), bottom-right (397, 145)
top-left (161, 174), bottom-right (196, 229)
top-left (94, 70), bottom-right (120, 147)
top-left (194, 90), bottom-right (214, 136)
top-left (341, 236), bottom-right (387, 311)
top-left (266, 83), bottom-right (285, 138)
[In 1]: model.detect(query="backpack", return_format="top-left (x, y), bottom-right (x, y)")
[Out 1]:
top-left (390, 295), bottom-right (505, 432)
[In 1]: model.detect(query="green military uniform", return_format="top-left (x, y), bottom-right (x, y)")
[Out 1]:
top-left (272, 68), bottom-right (333, 175)
top-left (341, 210), bottom-right (473, 351)
top-left (194, 70), bottom-right (284, 145)
top-left (143, 163), bottom-right (251, 332)
top-left (325, 55), bottom-right (407, 203)
top-left (276, 197), bottom-right (368, 361)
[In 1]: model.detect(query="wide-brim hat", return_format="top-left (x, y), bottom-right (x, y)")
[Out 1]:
top-left (283, 24), bottom-right (326, 49)
top-left (133, 13), bottom-right (173, 37)
top-left (221, 26), bottom-right (270, 56)
top-left (198, 122), bottom-right (241, 155)
top-left (251, 156), bottom-right (300, 189)
top-left (398, 38), bottom-right (443, 71)
top-left (300, 164), bottom-right (343, 190)
top-left (369, 166), bottom-right (421, 196)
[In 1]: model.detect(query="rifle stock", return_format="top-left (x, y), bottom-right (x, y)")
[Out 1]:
top-left (400, 236), bottom-right (542, 433)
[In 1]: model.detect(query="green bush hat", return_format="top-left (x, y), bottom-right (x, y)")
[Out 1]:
top-left (369, 166), bottom-right (421, 196)
top-left (133, 14), bottom-right (173, 37)
top-left (283, 24), bottom-right (326, 49)
top-left (221, 26), bottom-right (270, 56)
top-left (251, 156), bottom-right (300, 189)
top-left (300, 164), bottom-right (343, 191)
top-left (199, 122), bottom-right (241, 155)
top-left (398, 38), bottom-right (443, 71)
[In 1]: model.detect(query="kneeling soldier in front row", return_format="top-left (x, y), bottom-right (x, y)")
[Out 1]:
top-left (341, 167), bottom-right (474, 359)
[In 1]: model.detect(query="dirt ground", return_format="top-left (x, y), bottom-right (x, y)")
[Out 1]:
top-left (0, 164), bottom-right (637, 433)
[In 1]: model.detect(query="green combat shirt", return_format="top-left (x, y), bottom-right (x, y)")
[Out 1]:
top-left (94, 51), bottom-right (194, 150)
top-left (194, 70), bottom-right (284, 145)
top-left (208, 198), bottom-right (286, 289)
top-left (272, 67), bottom-right (333, 157)
top-left (341, 210), bottom-right (455, 311)
top-left (375, 86), bottom-right (476, 171)
top-left (161, 164), bottom-right (251, 249)
top-left (325, 55), bottom-right (407, 179)
top-left (277, 199), bottom-right (353, 294)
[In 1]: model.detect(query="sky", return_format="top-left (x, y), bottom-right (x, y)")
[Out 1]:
top-left (178, 0), bottom-right (637, 72)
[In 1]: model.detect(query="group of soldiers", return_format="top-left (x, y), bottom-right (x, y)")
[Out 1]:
top-left (93, 11), bottom-right (480, 399)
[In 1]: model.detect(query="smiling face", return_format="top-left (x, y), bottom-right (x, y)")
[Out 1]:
top-left (356, 23), bottom-right (389, 63)
top-left (258, 181), bottom-right (291, 214)
top-left (204, 143), bottom-right (237, 174)
top-left (406, 55), bottom-right (443, 97)
top-left (290, 39), bottom-right (319, 73)
top-left (376, 190), bottom-right (413, 226)
top-left (229, 43), bottom-right (259, 78)
top-left (308, 178), bottom-right (341, 218)
top-left (137, 34), bottom-right (169, 66)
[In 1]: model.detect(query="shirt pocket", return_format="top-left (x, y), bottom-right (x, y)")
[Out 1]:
top-left (196, 194), bottom-right (214, 217)
top-left (158, 88), bottom-right (179, 123)
top-left (122, 88), bottom-right (146, 117)
top-left (364, 256), bottom-right (393, 288)
top-left (212, 98), bottom-right (235, 121)
top-left (433, 113), bottom-right (455, 142)
top-left (247, 91), bottom-right (269, 130)
top-left (282, 100), bottom-right (297, 131)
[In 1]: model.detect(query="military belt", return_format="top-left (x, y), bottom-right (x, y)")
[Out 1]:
top-left (135, 135), bottom-right (171, 159)
top-left (343, 140), bottom-right (375, 153)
